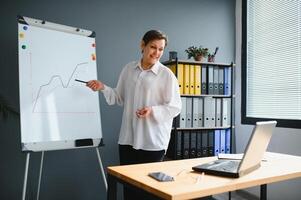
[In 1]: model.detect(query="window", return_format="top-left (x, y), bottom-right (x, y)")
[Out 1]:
top-left (242, 0), bottom-right (301, 128)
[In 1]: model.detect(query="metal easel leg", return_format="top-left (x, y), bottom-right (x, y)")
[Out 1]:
top-left (22, 153), bottom-right (30, 200)
top-left (36, 151), bottom-right (44, 200)
top-left (96, 147), bottom-right (108, 190)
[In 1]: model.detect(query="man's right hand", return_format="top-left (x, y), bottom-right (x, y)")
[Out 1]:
top-left (86, 80), bottom-right (104, 91)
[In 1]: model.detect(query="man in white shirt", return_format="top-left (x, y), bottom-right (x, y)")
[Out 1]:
top-left (87, 30), bottom-right (181, 199)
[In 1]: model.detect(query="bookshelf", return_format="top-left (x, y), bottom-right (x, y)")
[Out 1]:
top-left (164, 59), bottom-right (235, 160)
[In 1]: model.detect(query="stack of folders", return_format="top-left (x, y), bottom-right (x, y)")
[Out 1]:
top-left (174, 97), bottom-right (231, 128)
top-left (169, 64), bottom-right (231, 95)
top-left (166, 129), bottom-right (231, 160)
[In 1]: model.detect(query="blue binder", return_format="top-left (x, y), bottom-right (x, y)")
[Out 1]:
top-left (225, 129), bottom-right (231, 154)
top-left (214, 130), bottom-right (221, 156)
top-left (224, 67), bottom-right (231, 95)
top-left (220, 129), bottom-right (226, 154)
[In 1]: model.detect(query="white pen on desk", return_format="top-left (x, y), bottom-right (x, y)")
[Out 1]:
top-left (176, 169), bottom-right (188, 176)
top-left (196, 172), bottom-right (205, 184)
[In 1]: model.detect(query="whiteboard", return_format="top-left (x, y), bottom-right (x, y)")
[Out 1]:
top-left (18, 16), bottom-right (103, 152)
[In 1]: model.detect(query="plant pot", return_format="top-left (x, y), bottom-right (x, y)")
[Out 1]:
top-left (208, 55), bottom-right (215, 62)
top-left (194, 55), bottom-right (203, 61)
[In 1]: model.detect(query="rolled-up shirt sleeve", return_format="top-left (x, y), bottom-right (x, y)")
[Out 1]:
top-left (151, 71), bottom-right (182, 123)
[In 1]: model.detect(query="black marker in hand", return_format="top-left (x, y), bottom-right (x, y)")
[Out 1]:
top-left (75, 79), bottom-right (88, 84)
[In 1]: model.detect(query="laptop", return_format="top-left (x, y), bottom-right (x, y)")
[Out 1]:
top-left (192, 121), bottom-right (277, 178)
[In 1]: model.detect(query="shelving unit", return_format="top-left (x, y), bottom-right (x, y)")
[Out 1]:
top-left (164, 59), bottom-right (235, 160)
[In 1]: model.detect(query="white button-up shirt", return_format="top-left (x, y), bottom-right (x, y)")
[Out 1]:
top-left (101, 60), bottom-right (181, 151)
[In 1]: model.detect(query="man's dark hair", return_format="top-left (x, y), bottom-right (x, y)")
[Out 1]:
top-left (142, 30), bottom-right (168, 47)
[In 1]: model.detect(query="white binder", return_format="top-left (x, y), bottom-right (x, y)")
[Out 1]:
top-left (179, 97), bottom-right (187, 128)
top-left (215, 98), bottom-right (222, 127)
top-left (198, 98), bottom-right (204, 127)
top-left (186, 97), bottom-right (193, 128)
top-left (222, 98), bottom-right (231, 127)
top-left (204, 97), bottom-right (216, 127)
top-left (192, 98), bottom-right (199, 128)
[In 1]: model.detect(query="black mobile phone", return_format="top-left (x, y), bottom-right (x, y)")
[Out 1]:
top-left (148, 172), bottom-right (174, 182)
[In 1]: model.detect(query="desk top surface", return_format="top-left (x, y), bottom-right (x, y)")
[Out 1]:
top-left (107, 152), bottom-right (301, 200)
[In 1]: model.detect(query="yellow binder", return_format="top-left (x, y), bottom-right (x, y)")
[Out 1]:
top-left (183, 64), bottom-right (190, 94)
top-left (194, 64), bottom-right (201, 95)
top-left (177, 64), bottom-right (184, 94)
top-left (169, 64), bottom-right (176, 74)
top-left (189, 65), bottom-right (195, 94)
top-left (169, 64), bottom-right (184, 95)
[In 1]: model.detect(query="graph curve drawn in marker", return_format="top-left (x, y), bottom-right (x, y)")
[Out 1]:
top-left (32, 62), bottom-right (88, 112)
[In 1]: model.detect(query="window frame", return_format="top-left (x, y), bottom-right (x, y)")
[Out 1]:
top-left (241, 0), bottom-right (301, 129)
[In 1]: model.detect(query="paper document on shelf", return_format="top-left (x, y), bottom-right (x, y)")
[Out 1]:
top-left (218, 153), bottom-right (267, 161)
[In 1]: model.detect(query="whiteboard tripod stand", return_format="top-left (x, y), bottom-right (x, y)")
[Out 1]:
top-left (21, 147), bottom-right (107, 200)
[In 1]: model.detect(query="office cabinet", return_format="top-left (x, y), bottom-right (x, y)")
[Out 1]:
top-left (165, 59), bottom-right (235, 159)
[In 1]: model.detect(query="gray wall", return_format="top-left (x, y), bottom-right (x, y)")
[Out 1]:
top-left (235, 0), bottom-right (301, 199)
top-left (0, 0), bottom-right (235, 199)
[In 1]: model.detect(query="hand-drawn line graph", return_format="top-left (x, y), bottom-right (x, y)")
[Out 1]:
top-left (32, 62), bottom-right (89, 113)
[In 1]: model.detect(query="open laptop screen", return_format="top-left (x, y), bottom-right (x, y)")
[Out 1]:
top-left (238, 121), bottom-right (277, 175)
top-left (192, 121), bottom-right (277, 178)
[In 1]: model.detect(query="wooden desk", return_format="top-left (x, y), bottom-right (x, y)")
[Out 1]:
top-left (107, 152), bottom-right (301, 200)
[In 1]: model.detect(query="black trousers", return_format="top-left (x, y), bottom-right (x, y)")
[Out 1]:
top-left (119, 145), bottom-right (165, 200)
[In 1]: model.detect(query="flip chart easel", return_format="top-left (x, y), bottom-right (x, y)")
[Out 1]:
top-left (18, 15), bottom-right (107, 199)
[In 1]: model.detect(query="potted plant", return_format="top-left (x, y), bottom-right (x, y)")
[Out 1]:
top-left (185, 46), bottom-right (209, 61)
top-left (207, 47), bottom-right (219, 62)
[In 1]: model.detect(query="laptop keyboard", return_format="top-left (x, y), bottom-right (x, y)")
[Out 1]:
top-left (207, 160), bottom-right (241, 172)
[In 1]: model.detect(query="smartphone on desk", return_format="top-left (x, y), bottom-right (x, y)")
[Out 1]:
top-left (148, 172), bottom-right (174, 182)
